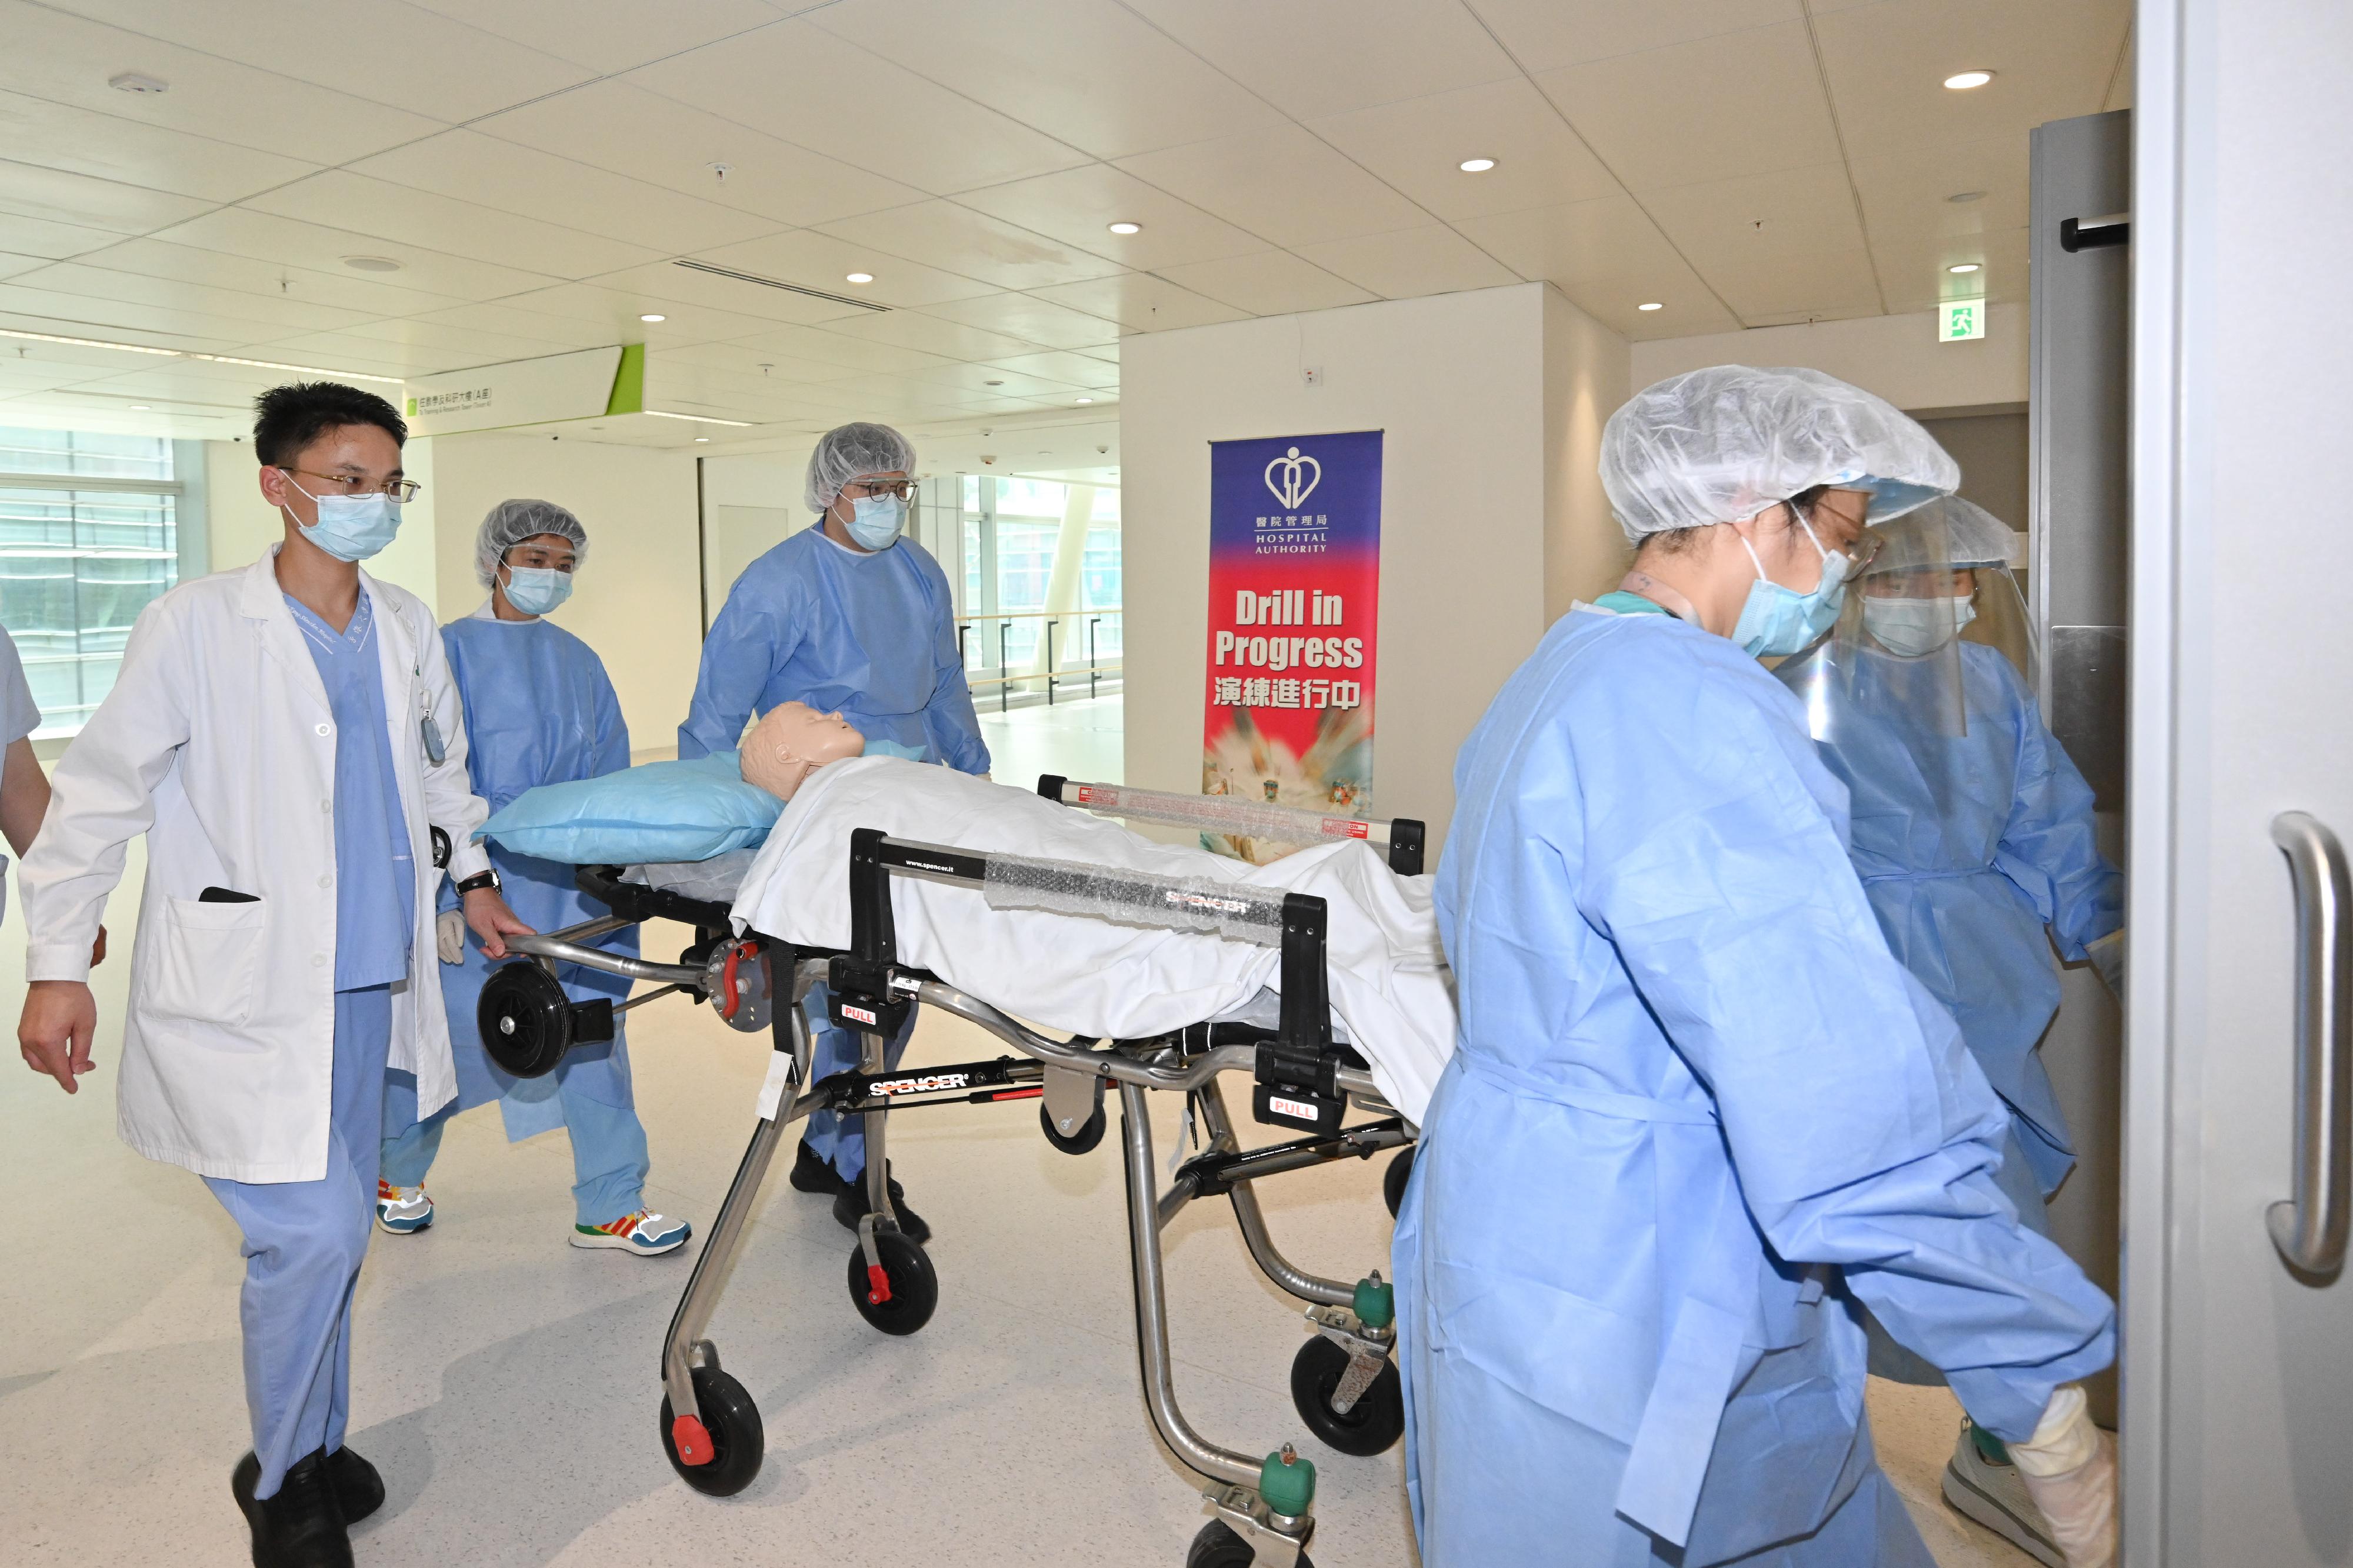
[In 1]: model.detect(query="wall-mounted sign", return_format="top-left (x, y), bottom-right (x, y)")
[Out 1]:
top-left (401, 344), bottom-right (640, 436)
top-left (1202, 431), bottom-right (1382, 862)
top-left (1938, 298), bottom-right (1987, 341)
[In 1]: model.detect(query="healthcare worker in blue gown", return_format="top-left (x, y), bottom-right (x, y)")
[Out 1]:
top-left (678, 421), bottom-right (987, 1245)
top-left (1775, 495), bottom-right (2124, 1564)
top-left (375, 501), bottom-right (689, 1256)
top-left (1394, 366), bottom-right (2121, 1568)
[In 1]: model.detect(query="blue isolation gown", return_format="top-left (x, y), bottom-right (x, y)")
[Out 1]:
top-left (1778, 640), bottom-right (2122, 1195)
top-left (1392, 602), bottom-right (2115, 1567)
top-left (677, 524), bottom-right (989, 772)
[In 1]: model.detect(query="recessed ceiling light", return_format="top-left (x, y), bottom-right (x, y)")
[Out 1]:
top-left (1459, 158), bottom-right (1497, 173)
top-left (108, 72), bottom-right (168, 94)
top-left (1076, 396), bottom-right (1094, 404)
top-left (1944, 69), bottom-right (1994, 90)
top-left (695, 436), bottom-right (710, 443)
top-left (1638, 301), bottom-right (1664, 311)
top-left (1947, 190), bottom-right (1987, 203)
top-left (639, 312), bottom-right (665, 322)
top-left (1107, 221), bottom-right (1141, 235)
top-left (129, 404), bottom-right (151, 411)
top-left (1948, 262), bottom-right (1982, 274)
top-left (845, 272), bottom-right (874, 284)
top-left (342, 255), bottom-right (402, 272)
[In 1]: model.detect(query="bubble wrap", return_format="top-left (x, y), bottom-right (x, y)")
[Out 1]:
top-left (1062, 781), bottom-right (1377, 847)
top-left (979, 849), bottom-right (1287, 945)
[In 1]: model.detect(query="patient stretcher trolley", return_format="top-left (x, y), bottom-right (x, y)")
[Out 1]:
top-left (472, 780), bottom-right (1428, 1568)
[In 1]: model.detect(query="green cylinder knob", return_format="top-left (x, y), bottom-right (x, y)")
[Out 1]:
top-left (1260, 1443), bottom-right (1317, 1517)
top-left (1353, 1271), bottom-right (1395, 1330)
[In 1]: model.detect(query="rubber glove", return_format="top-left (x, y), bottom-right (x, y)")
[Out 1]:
top-left (436, 908), bottom-right (467, 965)
top-left (2087, 930), bottom-right (2126, 1001)
top-left (2011, 1385), bottom-right (2117, 1568)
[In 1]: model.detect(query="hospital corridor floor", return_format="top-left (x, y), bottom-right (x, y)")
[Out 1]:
top-left (4, 849), bottom-right (2031, 1567)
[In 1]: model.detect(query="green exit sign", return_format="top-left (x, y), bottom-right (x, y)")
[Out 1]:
top-left (1939, 299), bottom-right (1986, 341)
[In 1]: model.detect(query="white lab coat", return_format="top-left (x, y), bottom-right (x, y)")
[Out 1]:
top-left (21, 549), bottom-right (495, 1183)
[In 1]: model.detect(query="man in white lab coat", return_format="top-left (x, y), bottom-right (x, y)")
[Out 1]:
top-left (15, 382), bottom-right (531, 1568)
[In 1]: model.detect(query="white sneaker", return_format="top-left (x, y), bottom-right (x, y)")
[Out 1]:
top-left (571, 1209), bottom-right (691, 1255)
top-left (1943, 1417), bottom-right (2065, 1567)
top-left (375, 1180), bottom-right (434, 1235)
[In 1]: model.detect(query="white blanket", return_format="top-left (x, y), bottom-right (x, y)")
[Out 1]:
top-left (728, 756), bottom-right (1454, 1123)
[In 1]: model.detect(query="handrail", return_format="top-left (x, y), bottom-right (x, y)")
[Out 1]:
top-left (954, 607), bottom-right (1121, 624)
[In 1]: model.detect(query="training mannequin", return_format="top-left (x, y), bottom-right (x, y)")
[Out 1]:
top-left (740, 700), bottom-right (868, 800)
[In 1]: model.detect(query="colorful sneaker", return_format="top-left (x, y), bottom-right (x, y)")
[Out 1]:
top-left (375, 1180), bottom-right (434, 1235)
top-left (571, 1210), bottom-right (691, 1255)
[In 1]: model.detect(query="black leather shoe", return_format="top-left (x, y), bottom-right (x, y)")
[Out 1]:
top-left (324, 1446), bottom-right (384, 1524)
top-left (232, 1449), bottom-right (354, 1568)
top-left (789, 1139), bottom-right (852, 1196)
top-left (833, 1179), bottom-right (929, 1246)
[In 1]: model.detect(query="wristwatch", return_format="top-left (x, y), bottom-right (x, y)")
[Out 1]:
top-left (454, 868), bottom-right (502, 897)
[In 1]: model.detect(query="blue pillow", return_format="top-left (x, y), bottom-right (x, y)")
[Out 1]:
top-left (475, 740), bottom-right (928, 866)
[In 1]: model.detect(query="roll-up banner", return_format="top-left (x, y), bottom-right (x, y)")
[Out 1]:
top-left (1202, 431), bottom-right (1382, 863)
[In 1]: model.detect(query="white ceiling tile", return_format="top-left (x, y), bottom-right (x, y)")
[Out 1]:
top-left (8, 261), bottom-right (374, 334)
top-left (146, 208), bottom-right (560, 300)
top-left (1812, 0), bottom-right (2132, 155)
top-left (58, 237), bottom-right (473, 318)
top-left (979, 351), bottom-right (1121, 390)
top-left (0, 283), bottom-right (309, 349)
top-left (1151, 251), bottom-right (1376, 316)
top-left (0, 158), bottom-right (215, 234)
top-left (1845, 135), bottom-right (2032, 247)
top-left (225, 332), bottom-right (459, 378)
top-left (0, 212), bottom-right (124, 262)
top-left (245, 171), bottom-right (665, 281)
top-left (1114, 126), bottom-right (1429, 248)
top-left (721, 325), bottom-right (959, 378)
top-left (1870, 225), bottom-right (2028, 316)
top-left (0, 1), bottom-right (442, 163)
top-left (809, 0), bottom-right (1287, 159)
top-left (915, 292), bottom-right (1122, 351)
top-left (653, 341), bottom-right (862, 385)
top-left (1308, 79), bottom-right (1622, 222)
top-left (35, 0), bottom-right (593, 122)
top-left (952, 165), bottom-right (1267, 269)
top-left (903, 361), bottom-right (1087, 400)
top-left (1532, 23), bottom-right (1842, 192)
top-left (583, 262), bottom-right (872, 328)
top-left (460, 282), bottom-right (802, 346)
top-left (396, 300), bottom-right (632, 352)
top-left (814, 201), bottom-right (1126, 292)
top-left (1121, 0), bottom-right (1518, 118)
top-left (1455, 194), bottom-right (1738, 329)
top-left (1462, 0), bottom-right (1800, 73)
top-left (336, 315), bottom-right (606, 365)
top-left (685, 231), bottom-right (998, 309)
top-left (1025, 273), bottom-right (1244, 332)
top-left (474, 81), bottom-right (925, 230)
top-left (402, 0), bottom-right (785, 74)
top-left (0, 252), bottom-right (48, 282)
top-left (1642, 164), bottom-right (1882, 319)
top-left (807, 311), bottom-right (1048, 362)
top-left (0, 89), bottom-right (319, 205)
top-left (626, 21), bottom-right (1092, 195)
top-left (1291, 225), bottom-right (1521, 299)
top-left (350, 132), bottom-right (783, 255)
top-left (1557, 282), bottom-right (1742, 341)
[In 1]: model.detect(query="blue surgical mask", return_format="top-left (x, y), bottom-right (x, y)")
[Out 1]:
top-left (1731, 513), bottom-right (1849, 657)
top-left (846, 493), bottom-right (905, 551)
top-left (282, 473), bottom-right (402, 562)
top-left (1862, 593), bottom-right (1974, 657)
top-left (502, 564), bottom-right (573, 616)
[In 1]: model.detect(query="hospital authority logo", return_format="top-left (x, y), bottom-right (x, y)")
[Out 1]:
top-left (1265, 446), bottom-right (1321, 509)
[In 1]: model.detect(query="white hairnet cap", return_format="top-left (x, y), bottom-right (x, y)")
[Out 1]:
top-left (804, 421), bottom-right (917, 514)
top-left (1871, 494), bottom-right (2021, 571)
top-left (1599, 365), bottom-right (1959, 543)
top-left (475, 498), bottom-right (587, 588)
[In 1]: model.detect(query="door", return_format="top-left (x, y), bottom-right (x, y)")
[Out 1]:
top-left (2128, 1), bottom-right (2353, 1562)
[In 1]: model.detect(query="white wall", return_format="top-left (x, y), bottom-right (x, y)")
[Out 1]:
top-left (1544, 289), bottom-right (1635, 618)
top-left (425, 433), bottom-right (700, 758)
top-left (1631, 303), bottom-right (2029, 412)
top-left (1120, 282), bottom-right (1628, 850)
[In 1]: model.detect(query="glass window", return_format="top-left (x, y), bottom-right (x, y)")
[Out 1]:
top-left (0, 428), bottom-right (186, 737)
top-left (956, 473), bottom-right (1122, 686)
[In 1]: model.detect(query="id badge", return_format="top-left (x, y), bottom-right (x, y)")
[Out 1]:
top-left (421, 712), bottom-right (446, 766)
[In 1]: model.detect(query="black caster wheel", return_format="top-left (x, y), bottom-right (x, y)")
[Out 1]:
top-left (478, 962), bottom-right (572, 1078)
top-left (1187, 1520), bottom-right (1314, 1568)
top-left (1382, 1146), bottom-right (1415, 1219)
top-left (658, 1364), bottom-right (764, 1496)
top-left (848, 1228), bottom-right (938, 1336)
top-left (1039, 1099), bottom-right (1108, 1155)
top-left (1289, 1336), bottom-right (1405, 1456)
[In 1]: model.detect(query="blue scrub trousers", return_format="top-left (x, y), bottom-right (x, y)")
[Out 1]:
top-left (801, 982), bottom-right (916, 1180)
top-left (378, 1067), bottom-right (650, 1227)
top-left (203, 986), bottom-right (391, 1500)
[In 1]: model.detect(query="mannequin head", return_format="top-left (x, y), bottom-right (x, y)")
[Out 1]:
top-left (741, 701), bottom-right (866, 799)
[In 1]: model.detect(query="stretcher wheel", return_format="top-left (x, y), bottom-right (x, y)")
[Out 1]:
top-left (1289, 1337), bottom-right (1405, 1456)
top-left (847, 1229), bottom-right (938, 1336)
top-left (659, 1365), bottom-right (764, 1496)
top-left (1187, 1520), bottom-right (1314, 1568)
top-left (1382, 1147), bottom-right (1415, 1219)
top-left (1039, 1099), bottom-right (1107, 1155)
top-left (479, 963), bottom-right (572, 1079)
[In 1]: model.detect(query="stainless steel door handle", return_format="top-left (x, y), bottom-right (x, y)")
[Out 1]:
top-left (2267, 811), bottom-right (2352, 1275)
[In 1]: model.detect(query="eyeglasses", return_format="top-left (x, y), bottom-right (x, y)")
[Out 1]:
top-left (842, 478), bottom-right (914, 501)
top-left (284, 467), bottom-right (422, 503)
